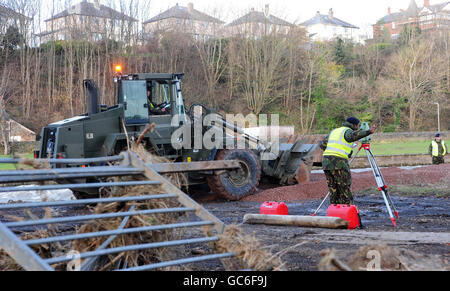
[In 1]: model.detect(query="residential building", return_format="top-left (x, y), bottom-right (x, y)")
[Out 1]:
top-left (373, 0), bottom-right (450, 40)
top-left (143, 3), bottom-right (225, 40)
top-left (0, 111), bottom-right (36, 142)
top-left (300, 9), bottom-right (361, 43)
top-left (0, 4), bottom-right (31, 34)
top-left (226, 6), bottom-right (295, 37)
top-left (37, 0), bottom-right (138, 44)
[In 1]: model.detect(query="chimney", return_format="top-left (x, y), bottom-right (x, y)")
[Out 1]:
top-left (188, 3), bottom-right (194, 13)
top-left (328, 8), bottom-right (334, 18)
top-left (388, 7), bottom-right (391, 14)
top-left (264, 4), bottom-right (270, 18)
top-left (424, 0), bottom-right (430, 7)
top-left (94, 0), bottom-right (100, 10)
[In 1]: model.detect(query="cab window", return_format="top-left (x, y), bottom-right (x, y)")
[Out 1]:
top-left (120, 80), bottom-right (149, 124)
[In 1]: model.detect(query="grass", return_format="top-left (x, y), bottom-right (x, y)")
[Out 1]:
top-left (356, 185), bottom-right (450, 198)
top-left (0, 154), bottom-right (34, 170)
top-left (356, 140), bottom-right (431, 156)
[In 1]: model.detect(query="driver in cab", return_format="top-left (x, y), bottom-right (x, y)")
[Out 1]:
top-left (147, 83), bottom-right (170, 115)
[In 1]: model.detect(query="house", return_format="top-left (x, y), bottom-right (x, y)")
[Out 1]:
top-left (0, 4), bottom-right (31, 34)
top-left (226, 5), bottom-right (295, 37)
top-left (373, 0), bottom-right (450, 40)
top-left (0, 111), bottom-right (36, 142)
top-left (37, 0), bottom-right (138, 44)
top-left (300, 9), bottom-right (360, 43)
top-left (143, 3), bottom-right (225, 40)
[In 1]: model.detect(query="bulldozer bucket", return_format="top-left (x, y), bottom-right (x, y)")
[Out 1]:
top-left (261, 137), bottom-right (320, 185)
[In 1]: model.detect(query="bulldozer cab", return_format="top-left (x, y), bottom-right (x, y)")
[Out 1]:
top-left (118, 80), bottom-right (149, 124)
top-left (116, 74), bottom-right (186, 125)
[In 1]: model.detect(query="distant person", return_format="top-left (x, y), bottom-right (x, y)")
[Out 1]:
top-left (429, 134), bottom-right (447, 165)
top-left (320, 117), bottom-right (377, 206)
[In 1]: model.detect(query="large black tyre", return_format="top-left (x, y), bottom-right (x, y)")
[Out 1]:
top-left (207, 149), bottom-right (261, 201)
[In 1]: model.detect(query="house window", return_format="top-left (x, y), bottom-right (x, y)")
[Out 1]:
top-left (392, 22), bottom-right (396, 29)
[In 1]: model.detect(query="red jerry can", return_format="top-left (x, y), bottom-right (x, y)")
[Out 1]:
top-left (260, 202), bottom-right (289, 215)
top-left (327, 204), bottom-right (361, 230)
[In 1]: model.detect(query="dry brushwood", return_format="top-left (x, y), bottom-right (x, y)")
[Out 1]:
top-left (17, 158), bottom-right (51, 170)
top-left (130, 143), bottom-right (188, 188)
top-left (3, 146), bottom-right (190, 271)
top-left (319, 245), bottom-right (448, 271)
top-left (216, 225), bottom-right (286, 271)
top-left (70, 145), bottom-right (191, 270)
top-left (0, 250), bottom-right (23, 271)
top-left (346, 244), bottom-right (448, 271)
top-left (318, 249), bottom-right (352, 271)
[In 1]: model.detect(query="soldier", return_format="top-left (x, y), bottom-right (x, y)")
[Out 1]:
top-left (429, 134), bottom-right (447, 165)
top-left (320, 117), bottom-right (376, 205)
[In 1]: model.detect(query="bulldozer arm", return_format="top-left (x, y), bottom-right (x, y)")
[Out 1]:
top-left (261, 137), bottom-right (320, 185)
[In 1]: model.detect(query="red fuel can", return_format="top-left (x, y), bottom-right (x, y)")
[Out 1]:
top-left (260, 202), bottom-right (289, 216)
top-left (327, 204), bottom-right (361, 230)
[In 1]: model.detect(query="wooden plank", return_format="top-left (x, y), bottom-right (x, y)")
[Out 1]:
top-left (243, 214), bottom-right (349, 229)
top-left (127, 152), bottom-right (226, 234)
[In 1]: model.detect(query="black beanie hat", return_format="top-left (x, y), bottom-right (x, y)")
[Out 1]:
top-left (346, 117), bottom-right (360, 126)
top-left (435, 133), bottom-right (441, 137)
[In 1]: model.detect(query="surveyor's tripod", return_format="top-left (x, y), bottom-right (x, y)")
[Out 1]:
top-left (312, 143), bottom-right (399, 227)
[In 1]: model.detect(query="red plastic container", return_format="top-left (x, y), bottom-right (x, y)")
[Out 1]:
top-left (260, 202), bottom-right (289, 216)
top-left (327, 204), bottom-right (360, 230)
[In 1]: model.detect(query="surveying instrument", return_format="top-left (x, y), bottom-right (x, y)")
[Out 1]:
top-left (312, 122), bottom-right (399, 227)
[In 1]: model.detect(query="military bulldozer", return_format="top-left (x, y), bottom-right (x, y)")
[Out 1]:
top-left (36, 72), bottom-right (319, 201)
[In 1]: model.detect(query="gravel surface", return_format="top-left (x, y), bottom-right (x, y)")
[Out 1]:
top-left (244, 163), bottom-right (450, 203)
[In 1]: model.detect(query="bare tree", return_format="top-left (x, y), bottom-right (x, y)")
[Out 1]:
top-left (195, 37), bottom-right (227, 108)
top-left (235, 34), bottom-right (288, 115)
top-left (388, 38), bottom-right (447, 130)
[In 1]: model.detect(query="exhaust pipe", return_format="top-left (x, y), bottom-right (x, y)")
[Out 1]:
top-left (83, 79), bottom-right (100, 116)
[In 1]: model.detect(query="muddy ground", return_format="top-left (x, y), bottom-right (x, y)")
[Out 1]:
top-left (1, 164), bottom-right (449, 271)
top-left (190, 163), bottom-right (450, 270)
top-left (201, 193), bottom-right (449, 270)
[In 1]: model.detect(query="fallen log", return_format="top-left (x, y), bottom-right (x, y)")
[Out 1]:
top-left (243, 214), bottom-right (349, 229)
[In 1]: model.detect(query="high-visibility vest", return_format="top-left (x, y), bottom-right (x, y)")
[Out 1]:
top-left (323, 127), bottom-right (353, 159)
top-left (432, 141), bottom-right (446, 157)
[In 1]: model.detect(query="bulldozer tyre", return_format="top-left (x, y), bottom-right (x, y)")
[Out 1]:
top-left (207, 149), bottom-right (261, 201)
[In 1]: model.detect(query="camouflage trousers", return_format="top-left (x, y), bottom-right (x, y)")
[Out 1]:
top-left (324, 169), bottom-right (354, 205)
top-left (432, 156), bottom-right (445, 165)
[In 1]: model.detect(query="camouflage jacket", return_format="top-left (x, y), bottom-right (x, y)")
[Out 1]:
top-left (320, 121), bottom-right (373, 171)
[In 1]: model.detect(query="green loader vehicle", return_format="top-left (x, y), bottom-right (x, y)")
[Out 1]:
top-left (36, 72), bottom-right (319, 201)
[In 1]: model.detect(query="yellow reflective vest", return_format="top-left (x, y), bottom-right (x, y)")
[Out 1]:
top-left (432, 141), bottom-right (447, 157)
top-left (323, 127), bottom-right (353, 159)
